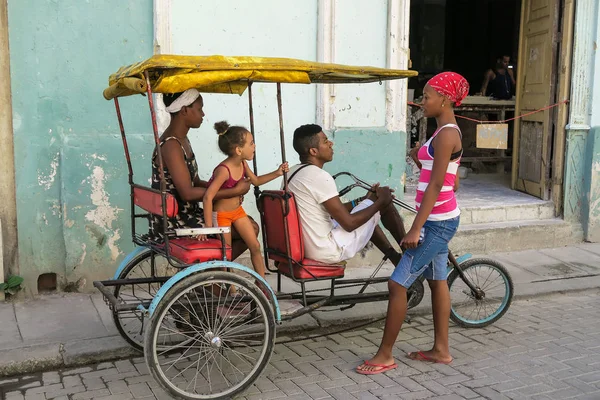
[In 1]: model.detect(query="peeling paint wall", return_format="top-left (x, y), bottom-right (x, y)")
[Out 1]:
top-left (8, 1), bottom-right (153, 294)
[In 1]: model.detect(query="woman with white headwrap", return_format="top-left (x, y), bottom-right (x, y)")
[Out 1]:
top-left (149, 89), bottom-right (258, 259)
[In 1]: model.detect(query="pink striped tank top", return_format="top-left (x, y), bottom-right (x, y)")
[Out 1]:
top-left (415, 123), bottom-right (462, 221)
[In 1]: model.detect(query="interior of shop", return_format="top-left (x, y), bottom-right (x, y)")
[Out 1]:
top-left (406, 0), bottom-right (536, 204)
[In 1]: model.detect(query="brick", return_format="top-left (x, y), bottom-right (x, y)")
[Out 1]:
top-left (83, 378), bottom-right (106, 390)
top-left (62, 375), bottom-right (82, 388)
top-left (24, 394), bottom-right (45, 400)
top-left (107, 380), bottom-right (129, 395)
top-left (72, 389), bottom-right (112, 399)
top-left (127, 383), bottom-right (152, 398)
top-left (42, 372), bottom-right (61, 385)
top-left (43, 386), bottom-right (86, 399)
top-left (26, 383), bottom-right (63, 395)
top-left (115, 360), bottom-right (137, 374)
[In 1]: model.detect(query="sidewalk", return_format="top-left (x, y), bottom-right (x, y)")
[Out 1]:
top-left (1, 243), bottom-right (599, 377)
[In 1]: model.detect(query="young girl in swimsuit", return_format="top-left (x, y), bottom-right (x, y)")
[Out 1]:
top-left (203, 121), bottom-right (289, 278)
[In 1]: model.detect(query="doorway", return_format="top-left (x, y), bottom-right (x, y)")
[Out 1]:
top-left (407, 0), bottom-right (569, 210)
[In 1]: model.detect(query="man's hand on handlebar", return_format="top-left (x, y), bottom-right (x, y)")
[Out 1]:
top-left (367, 183), bottom-right (394, 206)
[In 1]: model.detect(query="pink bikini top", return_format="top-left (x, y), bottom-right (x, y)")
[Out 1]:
top-left (208, 164), bottom-right (246, 190)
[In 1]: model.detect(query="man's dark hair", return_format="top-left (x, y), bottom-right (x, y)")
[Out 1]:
top-left (293, 124), bottom-right (322, 161)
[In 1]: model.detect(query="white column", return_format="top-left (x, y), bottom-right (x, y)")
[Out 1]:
top-left (153, 0), bottom-right (172, 132)
top-left (316, 0), bottom-right (336, 130)
top-left (566, 0), bottom-right (597, 131)
top-left (385, 0), bottom-right (410, 132)
top-left (0, 0), bottom-right (19, 286)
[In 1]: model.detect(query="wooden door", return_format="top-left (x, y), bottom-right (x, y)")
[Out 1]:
top-left (511, 0), bottom-right (559, 199)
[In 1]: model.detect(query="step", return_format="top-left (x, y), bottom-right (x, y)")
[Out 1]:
top-left (399, 199), bottom-right (555, 225)
top-left (450, 218), bottom-right (582, 255)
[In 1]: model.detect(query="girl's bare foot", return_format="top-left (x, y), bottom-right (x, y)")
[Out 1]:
top-left (407, 349), bottom-right (453, 364)
top-left (356, 353), bottom-right (396, 374)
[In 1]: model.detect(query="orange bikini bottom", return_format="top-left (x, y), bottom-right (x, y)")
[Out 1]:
top-left (214, 206), bottom-right (247, 227)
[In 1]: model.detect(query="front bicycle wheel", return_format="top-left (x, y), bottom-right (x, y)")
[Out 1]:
top-left (448, 258), bottom-right (513, 328)
top-left (145, 270), bottom-right (275, 400)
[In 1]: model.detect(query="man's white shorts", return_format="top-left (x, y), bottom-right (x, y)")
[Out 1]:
top-left (331, 199), bottom-right (381, 262)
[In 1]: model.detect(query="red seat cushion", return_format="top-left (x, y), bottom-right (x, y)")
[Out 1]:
top-left (167, 238), bottom-right (232, 264)
top-left (276, 259), bottom-right (346, 280)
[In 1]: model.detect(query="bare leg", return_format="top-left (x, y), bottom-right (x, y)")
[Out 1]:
top-left (408, 279), bottom-right (452, 363)
top-left (231, 217), bottom-right (259, 260)
top-left (368, 203), bottom-right (406, 265)
top-left (232, 217), bottom-right (266, 278)
top-left (379, 202), bottom-right (406, 245)
top-left (357, 280), bottom-right (407, 372)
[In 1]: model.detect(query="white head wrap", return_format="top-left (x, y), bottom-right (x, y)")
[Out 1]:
top-left (165, 88), bottom-right (201, 113)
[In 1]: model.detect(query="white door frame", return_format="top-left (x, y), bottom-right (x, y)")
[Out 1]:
top-left (316, 0), bottom-right (411, 132)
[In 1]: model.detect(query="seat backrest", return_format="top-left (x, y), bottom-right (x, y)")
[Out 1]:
top-left (133, 186), bottom-right (178, 218)
top-left (259, 190), bottom-right (303, 263)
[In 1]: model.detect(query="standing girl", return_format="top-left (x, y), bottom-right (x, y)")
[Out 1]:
top-left (203, 121), bottom-right (288, 278)
top-left (357, 72), bottom-right (469, 374)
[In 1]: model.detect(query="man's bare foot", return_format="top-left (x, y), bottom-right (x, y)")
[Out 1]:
top-left (356, 354), bottom-right (397, 374)
top-left (407, 350), bottom-right (453, 364)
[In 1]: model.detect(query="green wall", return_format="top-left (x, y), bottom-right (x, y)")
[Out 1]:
top-left (326, 128), bottom-right (407, 197)
top-left (583, 127), bottom-right (600, 241)
top-left (8, 1), bottom-right (153, 293)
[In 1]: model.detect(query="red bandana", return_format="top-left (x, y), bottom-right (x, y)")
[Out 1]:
top-left (427, 72), bottom-right (470, 107)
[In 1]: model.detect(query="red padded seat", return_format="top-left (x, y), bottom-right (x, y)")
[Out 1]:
top-left (133, 185), bottom-right (231, 263)
top-left (260, 190), bottom-right (345, 280)
top-left (167, 238), bottom-right (232, 264)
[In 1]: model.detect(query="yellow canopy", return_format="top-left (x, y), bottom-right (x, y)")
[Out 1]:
top-left (103, 54), bottom-right (418, 100)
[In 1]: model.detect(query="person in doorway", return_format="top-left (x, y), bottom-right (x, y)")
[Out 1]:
top-left (287, 124), bottom-right (406, 267)
top-left (202, 121), bottom-right (289, 278)
top-left (357, 72), bottom-right (468, 374)
top-left (149, 89), bottom-right (259, 260)
top-left (479, 55), bottom-right (515, 99)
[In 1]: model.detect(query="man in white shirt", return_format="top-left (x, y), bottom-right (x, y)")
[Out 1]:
top-left (287, 124), bottom-right (405, 266)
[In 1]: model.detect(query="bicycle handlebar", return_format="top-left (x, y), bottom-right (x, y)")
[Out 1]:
top-left (333, 171), bottom-right (418, 214)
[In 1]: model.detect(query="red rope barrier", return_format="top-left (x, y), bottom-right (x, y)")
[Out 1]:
top-left (407, 99), bottom-right (569, 124)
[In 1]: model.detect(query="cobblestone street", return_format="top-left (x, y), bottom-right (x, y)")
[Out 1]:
top-left (2, 290), bottom-right (600, 400)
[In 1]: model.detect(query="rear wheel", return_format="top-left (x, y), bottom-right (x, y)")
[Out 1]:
top-left (448, 258), bottom-right (513, 328)
top-left (145, 270), bottom-right (275, 400)
top-left (113, 250), bottom-right (178, 351)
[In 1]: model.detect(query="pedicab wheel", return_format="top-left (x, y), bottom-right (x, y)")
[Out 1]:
top-left (113, 250), bottom-right (178, 351)
top-left (144, 271), bottom-right (276, 400)
top-left (447, 258), bottom-right (514, 329)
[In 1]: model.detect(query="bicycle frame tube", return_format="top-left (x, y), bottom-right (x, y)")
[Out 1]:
top-left (114, 98), bottom-right (136, 240)
top-left (276, 83), bottom-right (289, 193)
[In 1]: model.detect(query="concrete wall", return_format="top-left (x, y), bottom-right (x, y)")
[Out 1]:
top-left (8, 1), bottom-right (153, 294)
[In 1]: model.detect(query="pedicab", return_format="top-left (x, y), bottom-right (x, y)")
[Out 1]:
top-left (94, 55), bottom-right (514, 400)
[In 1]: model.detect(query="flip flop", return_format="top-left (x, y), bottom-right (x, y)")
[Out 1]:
top-left (356, 360), bottom-right (398, 375)
top-left (407, 351), bottom-right (453, 365)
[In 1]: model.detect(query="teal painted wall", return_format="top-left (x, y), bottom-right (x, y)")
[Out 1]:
top-left (583, 127), bottom-right (600, 241)
top-left (8, 1), bottom-right (153, 293)
top-left (326, 128), bottom-right (407, 197)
